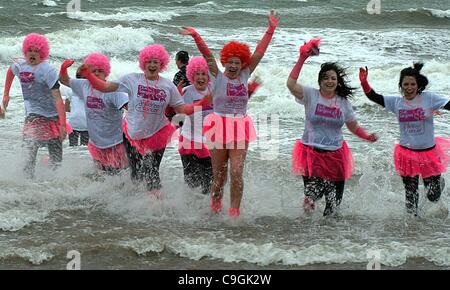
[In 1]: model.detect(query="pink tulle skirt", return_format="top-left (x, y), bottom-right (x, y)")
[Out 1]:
top-left (178, 135), bottom-right (211, 158)
top-left (66, 122), bottom-right (73, 134)
top-left (203, 113), bottom-right (257, 148)
top-left (292, 140), bottom-right (354, 181)
top-left (23, 117), bottom-right (60, 141)
top-left (394, 137), bottom-right (450, 178)
top-left (123, 121), bottom-right (177, 155)
top-left (88, 142), bottom-right (129, 169)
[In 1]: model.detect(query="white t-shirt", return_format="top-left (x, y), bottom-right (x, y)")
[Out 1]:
top-left (211, 68), bottom-right (250, 116)
top-left (181, 85), bottom-right (213, 142)
top-left (115, 73), bottom-right (183, 140)
top-left (384, 92), bottom-right (449, 149)
top-left (296, 86), bottom-right (356, 151)
top-left (65, 89), bottom-right (87, 131)
top-left (11, 60), bottom-right (59, 118)
top-left (70, 79), bottom-right (128, 149)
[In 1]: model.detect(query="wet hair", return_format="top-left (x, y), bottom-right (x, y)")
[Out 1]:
top-left (22, 33), bottom-right (50, 60)
top-left (317, 62), bottom-right (355, 99)
top-left (84, 52), bottom-right (111, 77)
top-left (398, 62), bottom-right (428, 93)
top-left (220, 41), bottom-right (251, 69)
top-left (139, 44), bottom-right (170, 72)
top-left (186, 56), bottom-right (209, 84)
top-left (176, 51), bottom-right (189, 65)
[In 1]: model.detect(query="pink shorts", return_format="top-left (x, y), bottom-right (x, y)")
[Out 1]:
top-left (88, 142), bottom-right (128, 169)
top-left (292, 140), bottom-right (354, 181)
top-left (394, 137), bottom-right (450, 178)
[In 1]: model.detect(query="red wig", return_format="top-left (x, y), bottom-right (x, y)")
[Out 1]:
top-left (220, 41), bottom-right (251, 68)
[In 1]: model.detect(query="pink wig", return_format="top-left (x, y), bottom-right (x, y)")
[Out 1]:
top-left (220, 41), bottom-right (251, 69)
top-left (186, 56), bottom-right (209, 84)
top-left (22, 33), bottom-right (50, 60)
top-left (84, 52), bottom-right (111, 77)
top-left (139, 44), bottom-right (169, 72)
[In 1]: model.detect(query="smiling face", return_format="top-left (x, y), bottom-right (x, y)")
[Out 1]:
top-left (25, 47), bottom-right (42, 65)
top-left (401, 76), bottom-right (418, 100)
top-left (144, 59), bottom-right (161, 80)
top-left (224, 57), bottom-right (242, 79)
top-left (319, 70), bottom-right (338, 96)
top-left (193, 70), bottom-right (208, 91)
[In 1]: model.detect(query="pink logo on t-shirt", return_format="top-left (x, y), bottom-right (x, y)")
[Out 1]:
top-left (86, 96), bottom-right (105, 109)
top-left (399, 108), bottom-right (425, 122)
top-left (226, 83), bottom-right (247, 97)
top-left (19, 72), bottom-right (34, 83)
top-left (315, 104), bottom-right (341, 119)
top-left (137, 85), bottom-right (167, 101)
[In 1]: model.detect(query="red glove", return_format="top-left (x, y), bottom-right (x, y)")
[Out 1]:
top-left (184, 94), bottom-right (211, 115)
top-left (248, 80), bottom-right (262, 98)
top-left (300, 38), bottom-right (321, 59)
top-left (255, 10), bottom-right (279, 56)
top-left (359, 66), bottom-right (372, 94)
top-left (60, 59), bottom-right (74, 77)
top-left (79, 65), bottom-right (107, 91)
top-left (184, 27), bottom-right (212, 57)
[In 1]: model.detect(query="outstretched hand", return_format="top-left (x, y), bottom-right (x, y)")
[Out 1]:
top-left (268, 10), bottom-right (279, 28)
top-left (359, 66), bottom-right (369, 83)
top-left (300, 38), bottom-right (321, 59)
top-left (367, 133), bottom-right (378, 142)
top-left (179, 27), bottom-right (197, 36)
top-left (61, 59), bottom-right (75, 70)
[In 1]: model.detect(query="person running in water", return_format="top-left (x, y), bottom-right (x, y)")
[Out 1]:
top-left (287, 39), bottom-right (378, 216)
top-left (180, 10), bottom-right (279, 217)
top-left (360, 63), bottom-right (450, 217)
top-left (60, 53), bottom-right (129, 174)
top-left (1, 33), bottom-right (66, 179)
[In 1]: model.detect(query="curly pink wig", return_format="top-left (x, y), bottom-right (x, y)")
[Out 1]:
top-left (84, 52), bottom-right (111, 77)
top-left (139, 44), bottom-right (169, 72)
top-left (186, 56), bottom-right (209, 84)
top-left (220, 41), bottom-right (251, 69)
top-left (22, 33), bottom-right (50, 60)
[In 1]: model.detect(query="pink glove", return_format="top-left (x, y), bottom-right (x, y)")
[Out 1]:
top-left (248, 79), bottom-right (262, 98)
top-left (184, 94), bottom-right (211, 115)
top-left (300, 38), bottom-right (321, 59)
top-left (79, 65), bottom-right (107, 91)
top-left (60, 59), bottom-right (74, 80)
top-left (183, 27), bottom-right (212, 57)
top-left (255, 10), bottom-right (279, 56)
top-left (359, 66), bottom-right (372, 94)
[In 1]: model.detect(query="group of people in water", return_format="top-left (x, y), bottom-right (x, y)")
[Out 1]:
top-left (1, 10), bottom-right (449, 218)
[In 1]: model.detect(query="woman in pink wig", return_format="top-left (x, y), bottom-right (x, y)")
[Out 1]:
top-left (1, 33), bottom-right (66, 179)
top-left (60, 53), bottom-right (129, 174)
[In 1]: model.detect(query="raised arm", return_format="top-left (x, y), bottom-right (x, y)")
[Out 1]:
top-left (179, 27), bottom-right (218, 77)
top-left (59, 59), bottom-right (75, 87)
top-left (286, 38), bottom-right (321, 102)
top-left (359, 66), bottom-right (385, 107)
top-left (248, 10), bottom-right (279, 73)
top-left (0, 66), bottom-right (15, 118)
top-left (78, 64), bottom-right (119, 93)
top-left (346, 120), bottom-right (378, 142)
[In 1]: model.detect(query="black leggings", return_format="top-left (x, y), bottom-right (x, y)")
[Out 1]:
top-left (123, 135), bottom-right (165, 191)
top-left (181, 154), bottom-right (212, 195)
top-left (302, 176), bottom-right (345, 216)
top-left (402, 174), bottom-right (443, 215)
top-left (23, 138), bottom-right (62, 179)
top-left (69, 130), bottom-right (89, 146)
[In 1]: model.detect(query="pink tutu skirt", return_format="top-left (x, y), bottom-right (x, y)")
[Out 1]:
top-left (178, 135), bottom-right (211, 158)
top-left (203, 113), bottom-right (257, 148)
top-left (123, 121), bottom-right (177, 155)
top-left (23, 116), bottom-right (60, 141)
top-left (66, 122), bottom-right (73, 134)
top-left (292, 140), bottom-right (354, 181)
top-left (394, 137), bottom-right (450, 178)
top-left (88, 142), bottom-right (129, 169)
